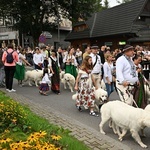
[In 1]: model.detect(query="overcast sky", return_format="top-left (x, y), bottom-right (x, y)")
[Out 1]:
top-left (102, 0), bottom-right (119, 7)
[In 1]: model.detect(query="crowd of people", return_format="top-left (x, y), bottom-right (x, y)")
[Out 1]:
top-left (0, 42), bottom-right (150, 116)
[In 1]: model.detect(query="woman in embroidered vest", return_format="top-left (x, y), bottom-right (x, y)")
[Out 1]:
top-left (49, 50), bottom-right (60, 95)
top-left (63, 47), bottom-right (77, 78)
top-left (103, 54), bottom-right (114, 97)
top-left (74, 56), bottom-right (99, 116)
top-left (132, 54), bottom-right (147, 109)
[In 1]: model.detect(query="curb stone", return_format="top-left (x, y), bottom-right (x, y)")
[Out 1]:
top-left (1, 89), bottom-right (132, 150)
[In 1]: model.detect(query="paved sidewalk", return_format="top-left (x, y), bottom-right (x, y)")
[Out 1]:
top-left (1, 89), bottom-right (131, 150)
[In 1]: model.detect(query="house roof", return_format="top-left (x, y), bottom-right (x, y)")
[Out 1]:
top-left (65, 0), bottom-right (148, 41)
top-left (128, 28), bottom-right (150, 42)
top-left (65, 14), bottom-right (95, 40)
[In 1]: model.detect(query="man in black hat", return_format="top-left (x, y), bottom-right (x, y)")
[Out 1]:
top-left (90, 45), bottom-right (102, 88)
top-left (116, 45), bottom-right (138, 105)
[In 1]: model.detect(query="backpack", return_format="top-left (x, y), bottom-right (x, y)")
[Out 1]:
top-left (6, 50), bottom-right (14, 63)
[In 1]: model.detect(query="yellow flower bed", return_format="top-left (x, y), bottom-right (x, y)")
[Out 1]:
top-left (0, 131), bottom-right (62, 150)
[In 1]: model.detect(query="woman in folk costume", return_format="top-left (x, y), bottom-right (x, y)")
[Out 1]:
top-left (132, 54), bottom-right (147, 108)
top-left (63, 47), bottom-right (78, 78)
top-left (74, 56), bottom-right (98, 116)
top-left (14, 48), bottom-right (31, 86)
top-left (49, 50), bottom-right (60, 95)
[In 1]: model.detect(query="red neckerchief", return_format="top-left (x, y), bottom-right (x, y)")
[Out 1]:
top-left (84, 68), bottom-right (91, 74)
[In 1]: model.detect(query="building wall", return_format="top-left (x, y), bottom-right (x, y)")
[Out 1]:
top-left (70, 39), bottom-right (91, 52)
top-left (43, 30), bottom-right (71, 49)
top-left (70, 35), bottom-right (131, 51)
top-left (0, 27), bottom-right (19, 47)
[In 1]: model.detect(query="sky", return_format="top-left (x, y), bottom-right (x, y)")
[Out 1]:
top-left (102, 0), bottom-right (119, 7)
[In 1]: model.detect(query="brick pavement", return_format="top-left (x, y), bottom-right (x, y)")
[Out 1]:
top-left (1, 89), bottom-right (131, 150)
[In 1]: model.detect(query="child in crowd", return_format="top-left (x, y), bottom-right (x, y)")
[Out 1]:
top-left (39, 68), bottom-right (51, 96)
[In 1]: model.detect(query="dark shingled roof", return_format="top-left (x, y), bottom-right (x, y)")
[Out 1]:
top-left (65, 14), bottom-right (95, 40)
top-left (65, 0), bottom-right (148, 41)
top-left (128, 28), bottom-right (150, 42)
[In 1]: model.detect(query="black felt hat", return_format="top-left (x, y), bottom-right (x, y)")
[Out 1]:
top-left (122, 45), bottom-right (134, 52)
top-left (91, 45), bottom-right (99, 49)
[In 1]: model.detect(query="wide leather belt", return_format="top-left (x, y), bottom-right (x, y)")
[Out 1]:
top-left (117, 80), bottom-right (137, 86)
top-left (81, 77), bottom-right (88, 80)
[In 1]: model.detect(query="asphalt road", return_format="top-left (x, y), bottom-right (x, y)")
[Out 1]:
top-left (10, 79), bottom-right (150, 150)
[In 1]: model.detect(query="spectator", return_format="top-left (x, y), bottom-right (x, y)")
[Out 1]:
top-left (33, 47), bottom-right (44, 70)
top-left (0, 48), bottom-right (5, 87)
top-left (57, 47), bottom-right (64, 70)
top-left (41, 45), bottom-right (49, 68)
top-left (98, 46), bottom-right (106, 64)
top-left (98, 46), bottom-right (106, 79)
top-left (26, 47), bottom-right (33, 66)
top-left (46, 45), bottom-right (51, 58)
top-left (2, 43), bottom-right (19, 92)
top-left (83, 46), bottom-right (91, 60)
top-left (75, 48), bottom-right (82, 66)
top-left (115, 48), bottom-right (123, 60)
top-left (103, 54), bottom-right (114, 97)
top-left (132, 54), bottom-right (147, 108)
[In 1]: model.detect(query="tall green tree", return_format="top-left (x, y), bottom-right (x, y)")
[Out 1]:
top-left (103, 0), bottom-right (109, 9)
top-left (0, 0), bottom-right (103, 46)
top-left (116, 0), bottom-right (132, 4)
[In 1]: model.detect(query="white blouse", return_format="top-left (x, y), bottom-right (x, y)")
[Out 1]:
top-left (103, 62), bottom-right (114, 83)
top-left (33, 53), bottom-right (44, 65)
top-left (17, 53), bottom-right (26, 65)
top-left (63, 54), bottom-right (78, 66)
top-left (41, 73), bottom-right (50, 84)
top-left (48, 56), bottom-right (60, 67)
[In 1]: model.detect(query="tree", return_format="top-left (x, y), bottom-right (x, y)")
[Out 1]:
top-left (116, 0), bottom-right (132, 4)
top-left (0, 0), bottom-right (103, 46)
top-left (103, 0), bottom-right (109, 9)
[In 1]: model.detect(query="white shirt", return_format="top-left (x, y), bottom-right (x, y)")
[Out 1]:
top-left (103, 62), bottom-right (113, 83)
top-left (79, 69), bottom-right (89, 78)
top-left (142, 50), bottom-right (150, 56)
top-left (48, 56), bottom-right (60, 67)
top-left (116, 55), bottom-right (138, 84)
top-left (63, 54), bottom-right (78, 66)
top-left (41, 73), bottom-right (50, 84)
top-left (17, 53), bottom-right (26, 65)
top-left (41, 50), bottom-right (48, 59)
top-left (76, 51), bottom-right (82, 57)
top-left (33, 53), bottom-right (44, 65)
top-left (90, 53), bottom-right (101, 74)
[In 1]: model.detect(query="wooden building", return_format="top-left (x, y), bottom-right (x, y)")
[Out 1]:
top-left (65, 0), bottom-right (150, 51)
